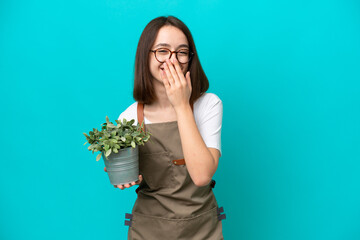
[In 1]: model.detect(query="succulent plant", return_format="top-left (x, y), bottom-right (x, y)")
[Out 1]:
top-left (83, 116), bottom-right (151, 161)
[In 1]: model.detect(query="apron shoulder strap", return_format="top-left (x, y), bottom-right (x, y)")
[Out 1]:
top-left (137, 102), bottom-right (145, 132)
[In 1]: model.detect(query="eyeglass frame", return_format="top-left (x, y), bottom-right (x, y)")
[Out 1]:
top-left (149, 48), bottom-right (194, 64)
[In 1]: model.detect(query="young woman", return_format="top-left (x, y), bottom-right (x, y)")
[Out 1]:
top-left (105, 16), bottom-right (225, 239)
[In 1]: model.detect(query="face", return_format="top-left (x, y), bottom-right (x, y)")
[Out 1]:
top-left (149, 25), bottom-right (190, 84)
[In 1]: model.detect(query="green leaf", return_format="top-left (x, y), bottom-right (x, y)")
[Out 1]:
top-left (131, 141), bottom-right (136, 148)
top-left (105, 149), bottom-right (112, 157)
top-left (83, 142), bottom-right (88, 146)
top-left (96, 153), bottom-right (102, 161)
top-left (132, 132), bottom-right (140, 137)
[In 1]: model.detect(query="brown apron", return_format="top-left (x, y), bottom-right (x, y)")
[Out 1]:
top-left (125, 102), bottom-right (226, 240)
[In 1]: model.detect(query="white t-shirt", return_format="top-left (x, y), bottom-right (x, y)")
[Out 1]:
top-left (118, 92), bottom-right (223, 157)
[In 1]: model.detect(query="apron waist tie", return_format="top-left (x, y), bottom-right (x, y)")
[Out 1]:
top-left (217, 206), bottom-right (226, 221)
top-left (124, 213), bottom-right (133, 227)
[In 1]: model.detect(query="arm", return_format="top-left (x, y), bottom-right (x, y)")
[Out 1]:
top-left (161, 58), bottom-right (222, 186)
top-left (175, 104), bottom-right (221, 187)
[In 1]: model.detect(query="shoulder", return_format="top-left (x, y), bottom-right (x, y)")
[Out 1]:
top-left (118, 101), bottom-right (139, 125)
top-left (194, 92), bottom-right (223, 118)
top-left (195, 92), bottom-right (222, 108)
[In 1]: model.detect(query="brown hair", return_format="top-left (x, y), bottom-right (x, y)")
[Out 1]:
top-left (133, 16), bottom-right (209, 106)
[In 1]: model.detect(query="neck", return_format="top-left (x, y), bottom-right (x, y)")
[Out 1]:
top-left (148, 79), bottom-right (174, 110)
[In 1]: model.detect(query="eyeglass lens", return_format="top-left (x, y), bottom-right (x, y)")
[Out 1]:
top-left (155, 49), bottom-right (191, 63)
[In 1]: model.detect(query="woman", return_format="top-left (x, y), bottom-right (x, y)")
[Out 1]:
top-left (105, 16), bottom-right (225, 239)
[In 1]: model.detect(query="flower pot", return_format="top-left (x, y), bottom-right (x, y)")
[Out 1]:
top-left (102, 146), bottom-right (139, 185)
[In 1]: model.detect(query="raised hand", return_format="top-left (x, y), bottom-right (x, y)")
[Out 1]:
top-left (160, 58), bottom-right (192, 110)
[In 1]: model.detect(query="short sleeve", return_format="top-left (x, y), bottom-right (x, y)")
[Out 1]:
top-left (118, 112), bottom-right (123, 120)
top-left (117, 102), bottom-right (138, 125)
top-left (197, 95), bottom-right (223, 157)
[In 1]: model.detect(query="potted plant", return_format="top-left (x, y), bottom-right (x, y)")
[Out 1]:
top-left (83, 116), bottom-right (151, 185)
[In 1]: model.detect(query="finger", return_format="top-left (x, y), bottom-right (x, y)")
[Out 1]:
top-left (163, 61), bottom-right (175, 86)
top-left (117, 185), bottom-right (125, 190)
top-left (124, 183), bottom-right (131, 188)
top-left (172, 58), bottom-right (186, 84)
top-left (186, 71), bottom-right (192, 92)
top-left (166, 59), bottom-right (180, 85)
top-left (113, 185), bottom-right (117, 188)
top-left (135, 175), bottom-right (143, 184)
top-left (160, 68), bottom-right (171, 89)
top-left (104, 167), bottom-right (107, 172)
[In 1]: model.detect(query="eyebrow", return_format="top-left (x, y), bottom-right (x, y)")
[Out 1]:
top-left (154, 43), bottom-right (189, 49)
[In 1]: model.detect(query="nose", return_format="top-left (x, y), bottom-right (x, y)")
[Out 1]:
top-left (170, 52), bottom-right (177, 62)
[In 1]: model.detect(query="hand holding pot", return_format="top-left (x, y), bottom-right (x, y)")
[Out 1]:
top-left (104, 167), bottom-right (143, 190)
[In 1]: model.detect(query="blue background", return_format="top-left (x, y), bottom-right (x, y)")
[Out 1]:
top-left (1, 0), bottom-right (359, 239)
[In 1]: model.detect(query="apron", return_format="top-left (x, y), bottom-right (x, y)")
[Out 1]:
top-left (125, 102), bottom-right (226, 240)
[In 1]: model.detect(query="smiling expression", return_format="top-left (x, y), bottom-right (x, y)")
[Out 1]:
top-left (149, 25), bottom-right (190, 84)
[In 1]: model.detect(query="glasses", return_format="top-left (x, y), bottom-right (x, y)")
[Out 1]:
top-left (150, 48), bottom-right (194, 64)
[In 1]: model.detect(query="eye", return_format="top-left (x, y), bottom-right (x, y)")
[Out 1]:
top-left (156, 48), bottom-right (169, 52)
top-left (178, 49), bottom-right (189, 55)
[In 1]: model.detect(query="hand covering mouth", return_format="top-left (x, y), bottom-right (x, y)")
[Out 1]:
top-left (160, 66), bottom-right (184, 71)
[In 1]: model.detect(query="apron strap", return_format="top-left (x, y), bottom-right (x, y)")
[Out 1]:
top-left (137, 102), bottom-right (145, 132)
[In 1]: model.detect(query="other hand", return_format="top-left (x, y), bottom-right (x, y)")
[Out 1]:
top-left (104, 167), bottom-right (143, 190)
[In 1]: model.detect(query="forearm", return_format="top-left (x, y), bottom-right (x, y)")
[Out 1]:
top-left (175, 103), bottom-right (216, 186)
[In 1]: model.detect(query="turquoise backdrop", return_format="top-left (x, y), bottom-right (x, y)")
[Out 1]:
top-left (1, 0), bottom-right (359, 239)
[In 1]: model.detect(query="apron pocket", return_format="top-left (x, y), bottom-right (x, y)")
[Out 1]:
top-left (139, 151), bottom-right (174, 189)
top-left (128, 207), bottom-right (223, 240)
top-left (176, 206), bottom-right (224, 240)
